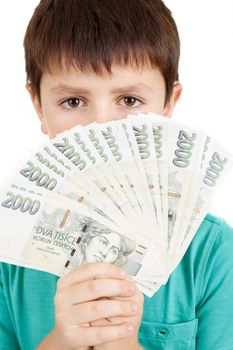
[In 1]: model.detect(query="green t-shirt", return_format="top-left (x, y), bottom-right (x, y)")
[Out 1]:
top-left (1, 214), bottom-right (233, 350)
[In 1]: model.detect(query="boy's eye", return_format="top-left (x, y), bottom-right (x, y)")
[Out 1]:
top-left (61, 97), bottom-right (84, 110)
top-left (120, 96), bottom-right (143, 108)
top-left (60, 96), bottom-right (143, 110)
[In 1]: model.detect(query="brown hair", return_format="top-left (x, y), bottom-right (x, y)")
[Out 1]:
top-left (24, 0), bottom-right (180, 106)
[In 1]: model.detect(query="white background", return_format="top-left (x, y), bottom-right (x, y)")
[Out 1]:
top-left (0, 1), bottom-right (232, 224)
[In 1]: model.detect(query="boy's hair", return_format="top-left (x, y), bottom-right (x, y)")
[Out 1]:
top-left (24, 0), bottom-right (180, 106)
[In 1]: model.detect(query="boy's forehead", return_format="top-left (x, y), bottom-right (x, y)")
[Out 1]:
top-left (41, 62), bottom-right (165, 91)
top-left (46, 61), bottom-right (153, 78)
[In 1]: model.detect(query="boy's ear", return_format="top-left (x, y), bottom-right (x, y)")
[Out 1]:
top-left (163, 83), bottom-right (182, 118)
top-left (26, 83), bottom-right (48, 135)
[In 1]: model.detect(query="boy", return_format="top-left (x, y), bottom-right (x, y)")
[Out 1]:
top-left (1, 0), bottom-right (233, 349)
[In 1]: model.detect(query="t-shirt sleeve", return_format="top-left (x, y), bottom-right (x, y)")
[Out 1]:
top-left (0, 266), bottom-right (20, 350)
top-left (195, 220), bottom-right (233, 350)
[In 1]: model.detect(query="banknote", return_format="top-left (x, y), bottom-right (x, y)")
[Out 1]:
top-left (84, 122), bottom-right (153, 240)
top-left (170, 138), bottom-right (233, 271)
top-left (148, 113), bottom-right (169, 248)
top-left (166, 123), bottom-right (207, 255)
top-left (0, 112), bottom-right (232, 298)
top-left (0, 186), bottom-right (167, 288)
top-left (126, 114), bottom-right (164, 247)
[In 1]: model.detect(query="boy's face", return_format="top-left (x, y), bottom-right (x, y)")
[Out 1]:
top-left (28, 63), bottom-right (182, 139)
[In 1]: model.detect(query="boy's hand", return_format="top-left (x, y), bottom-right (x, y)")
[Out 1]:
top-left (91, 274), bottom-right (144, 350)
top-left (49, 263), bottom-right (140, 350)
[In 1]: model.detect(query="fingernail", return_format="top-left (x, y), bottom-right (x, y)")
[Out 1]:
top-left (129, 283), bottom-right (136, 294)
top-left (119, 269), bottom-right (127, 278)
top-left (127, 323), bottom-right (134, 333)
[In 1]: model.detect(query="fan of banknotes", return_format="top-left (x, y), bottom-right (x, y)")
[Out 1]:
top-left (0, 112), bottom-right (232, 297)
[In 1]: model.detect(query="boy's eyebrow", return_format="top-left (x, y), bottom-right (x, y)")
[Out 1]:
top-left (111, 83), bottom-right (153, 93)
top-left (50, 83), bottom-right (153, 94)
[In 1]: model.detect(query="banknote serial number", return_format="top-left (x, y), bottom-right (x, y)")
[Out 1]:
top-left (153, 125), bottom-right (163, 159)
top-left (53, 137), bottom-right (86, 170)
top-left (1, 191), bottom-right (40, 215)
top-left (20, 161), bottom-right (57, 190)
top-left (133, 125), bottom-right (150, 160)
top-left (35, 152), bottom-right (65, 177)
top-left (173, 130), bottom-right (196, 168)
top-left (102, 127), bottom-right (122, 162)
top-left (203, 152), bottom-right (227, 187)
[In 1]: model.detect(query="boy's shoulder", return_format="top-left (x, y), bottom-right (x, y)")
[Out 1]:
top-left (204, 212), bottom-right (232, 229)
top-left (189, 212), bottom-right (233, 263)
top-left (175, 213), bottom-right (233, 273)
top-left (187, 213), bottom-right (233, 296)
top-left (200, 212), bottom-right (233, 246)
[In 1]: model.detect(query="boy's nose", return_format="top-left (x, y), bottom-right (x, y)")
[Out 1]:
top-left (92, 106), bottom-right (125, 124)
top-left (95, 113), bottom-right (120, 124)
